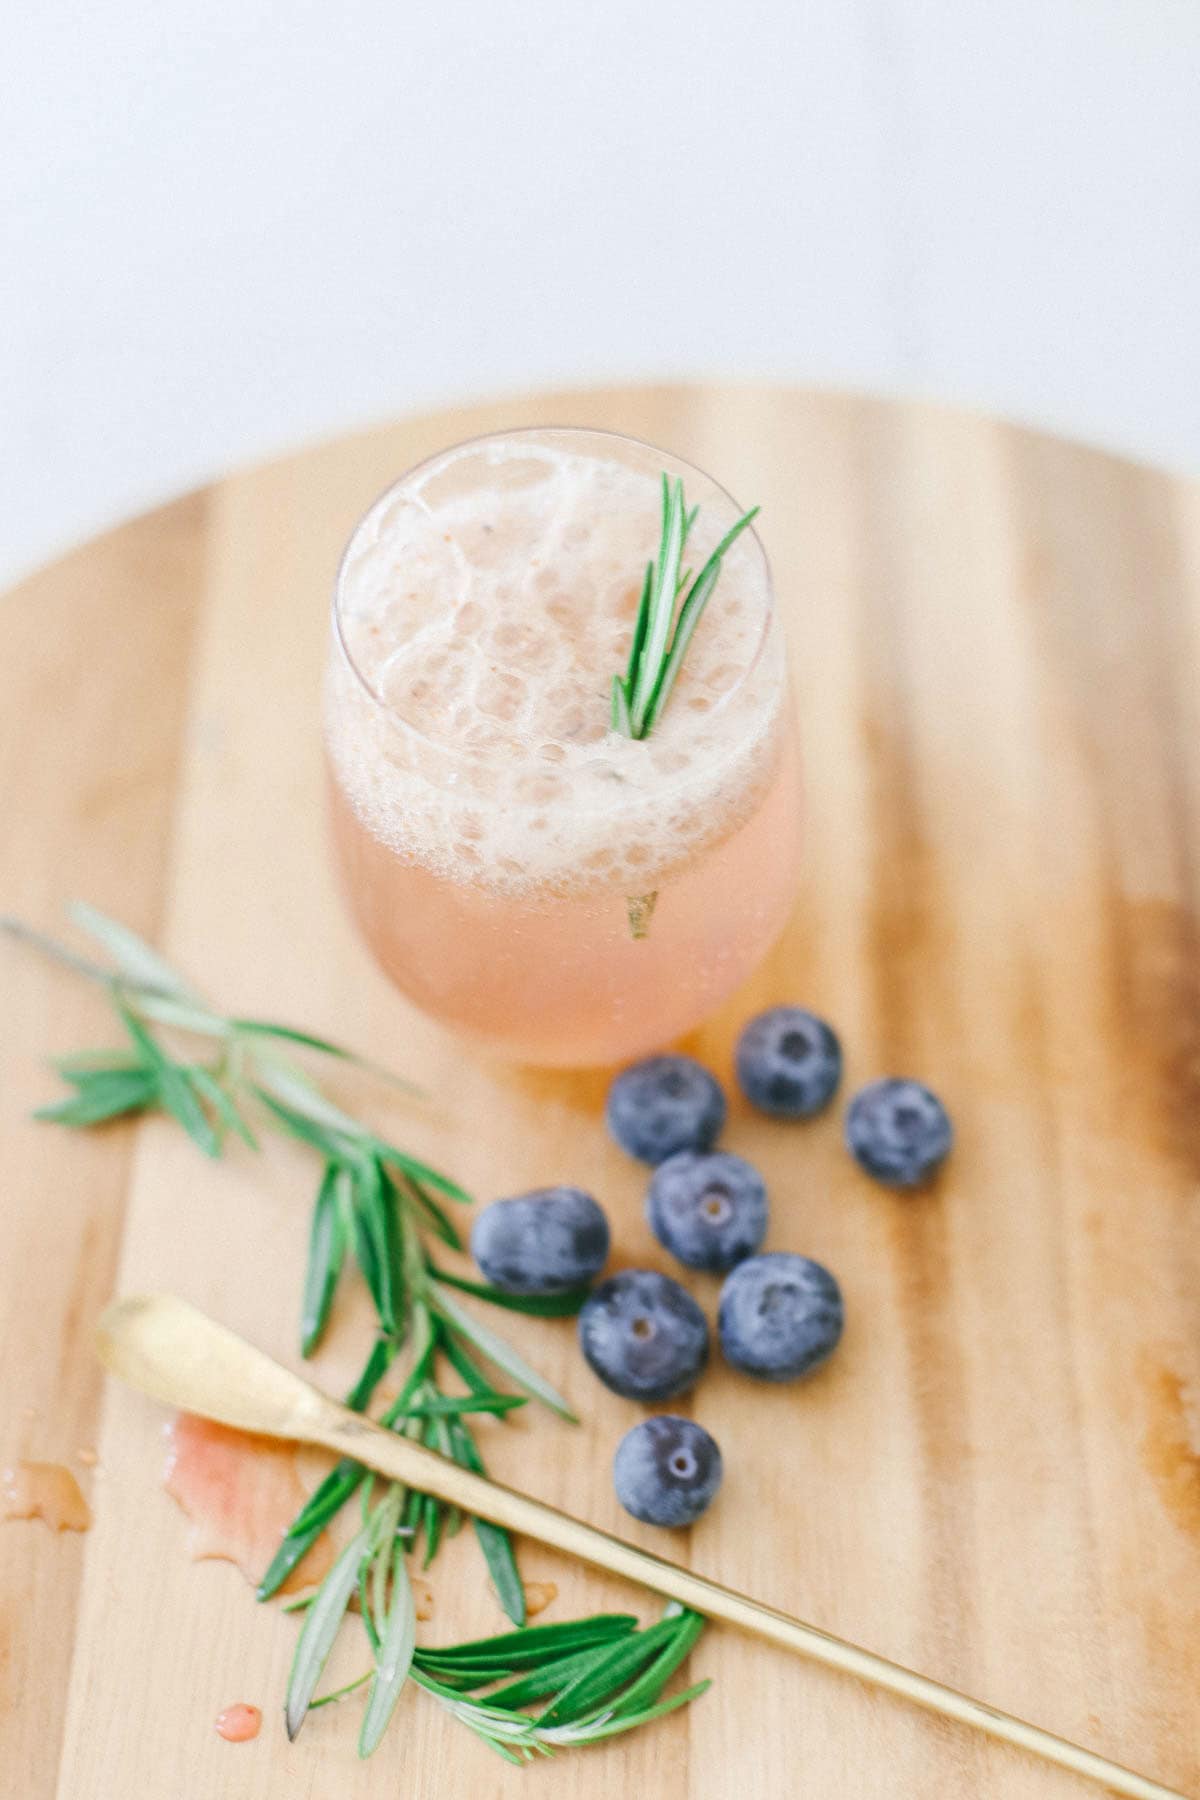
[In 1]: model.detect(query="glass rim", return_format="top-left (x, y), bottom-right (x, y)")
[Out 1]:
top-left (329, 422), bottom-right (776, 763)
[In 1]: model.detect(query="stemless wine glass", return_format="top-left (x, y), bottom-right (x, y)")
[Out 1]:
top-left (324, 427), bottom-right (800, 1067)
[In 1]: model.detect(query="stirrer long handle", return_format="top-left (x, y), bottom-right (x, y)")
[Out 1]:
top-left (322, 1410), bottom-right (1186, 1800)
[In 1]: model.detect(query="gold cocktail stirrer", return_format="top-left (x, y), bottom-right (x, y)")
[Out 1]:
top-left (97, 1295), bottom-right (1191, 1800)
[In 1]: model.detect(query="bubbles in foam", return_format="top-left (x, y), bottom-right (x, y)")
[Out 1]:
top-left (514, 770), bottom-right (569, 805)
top-left (477, 670), bottom-right (526, 723)
top-left (326, 435), bottom-right (786, 894)
top-left (651, 744), bottom-right (691, 775)
top-left (606, 578), bottom-right (643, 621)
top-left (544, 593), bottom-right (577, 628)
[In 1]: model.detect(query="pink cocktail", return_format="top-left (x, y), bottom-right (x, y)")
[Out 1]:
top-left (325, 428), bottom-right (800, 1066)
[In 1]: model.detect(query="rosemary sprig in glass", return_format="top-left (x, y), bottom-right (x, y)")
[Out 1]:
top-left (611, 472), bottom-right (759, 741)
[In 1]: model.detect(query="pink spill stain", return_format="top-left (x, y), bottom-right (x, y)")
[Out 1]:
top-left (163, 1413), bottom-right (332, 1594)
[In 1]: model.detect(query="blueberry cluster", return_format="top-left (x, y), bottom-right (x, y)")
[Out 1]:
top-left (466, 1008), bottom-right (952, 1535)
top-left (606, 1021), bottom-right (952, 1191)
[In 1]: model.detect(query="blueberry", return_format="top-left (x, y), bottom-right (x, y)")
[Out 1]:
top-left (718, 1252), bottom-right (843, 1381)
top-left (612, 1415), bottom-right (723, 1527)
top-left (605, 1055), bottom-right (726, 1165)
top-left (646, 1151), bottom-right (768, 1274)
top-left (845, 1078), bottom-right (953, 1188)
top-left (578, 1270), bottom-right (709, 1401)
top-left (470, 1186), bottom-right (610, 1294)
top-left (735, 1007), bottom-right (842, 1119)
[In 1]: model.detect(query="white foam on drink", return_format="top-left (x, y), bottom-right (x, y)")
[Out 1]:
top-left (325, 436), bottom-right (787, 895)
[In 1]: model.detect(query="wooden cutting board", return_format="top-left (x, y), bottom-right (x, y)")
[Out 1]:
top-left (3, 385), bottom-right (1199, 1799)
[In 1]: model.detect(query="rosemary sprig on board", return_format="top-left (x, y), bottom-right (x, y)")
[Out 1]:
top-left (611, 473), bottom-right (759, 740)
top-left (294, 1601), bottom-right (707, 1762)
top-left (6, 903), bottom-right (710, 1756)
top-left (5, 908), bottom-right (577, 1553)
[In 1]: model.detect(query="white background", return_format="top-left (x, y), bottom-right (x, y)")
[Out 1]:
top-left (4, 0), bottom-right (1199, 587)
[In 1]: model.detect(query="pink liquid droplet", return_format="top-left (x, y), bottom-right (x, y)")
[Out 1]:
top-left (215, 1703), bottom-right (261, 1743)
